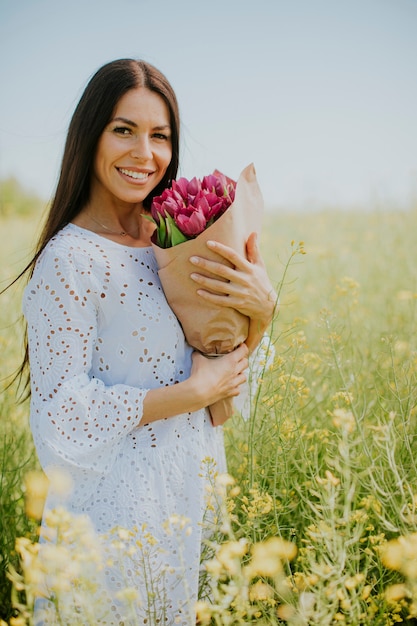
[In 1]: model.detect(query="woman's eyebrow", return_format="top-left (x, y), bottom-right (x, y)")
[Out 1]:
top-left (111, 117), bottom-right (171, 130)
top-left (112, 116), bottom-right (137, 127)
top-left (111, 117), bottom-right (171, 132)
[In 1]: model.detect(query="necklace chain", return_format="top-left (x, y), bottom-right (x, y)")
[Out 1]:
top-left (87, 212), bottom-right (138, 237)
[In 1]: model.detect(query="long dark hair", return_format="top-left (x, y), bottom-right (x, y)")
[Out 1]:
top-left (39, 58), bottom-right (180, 259)
top-left (5, 59), bottom-right (180, 396)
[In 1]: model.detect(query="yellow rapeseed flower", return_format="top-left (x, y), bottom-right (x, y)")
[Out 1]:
top-left (248, 537), bottom-right (297, 578)
top-left (316, 471), bottom-right (340, 487)
top-left (249, 580), bottom-right (275, 601)
top-left (248, 549), bottom-right (282, 578)
top-left (331, 391), bottom-right (353, 407)
top-left (277, 604), bottom-right (297, 620)
top-left (332, 408), bottom-right (355, 434)
top-left (115, 587), bottom-right (140, 603)
top-left (349, 510), bottom-right (368, 526)
top-left (382, 534), bottom-right (417, 574)
top-left (205, 558), bottom-right (223, 577)
top-left (302, 351), bottom-right (323, 372)
top-left (144, 531), bottom-right (158, 546)
top-left (385, 583), bottom-right (409, 603)
top-left (9, 618), bottom-right (26, 626)
top-left (360, 494), bottom-right (382, 515)
top-left (325, 470), bottom-right (340, 486)
top-left (216, 473), bottom-right (236, 487)
top-left (292, 330), bottom-right (308, 348)
top-left (345, 573), bottom-right (365, 590)
top-left (215, 539), bottom-right (248, 576)
top-left (194, 600), bottom-right (212, 624)
top-left (334, 276), bottom-right (360, 300)
top-left (24, 470), bottom-right (49, 520)
top-left (242, 486), bottom-right (273, 518)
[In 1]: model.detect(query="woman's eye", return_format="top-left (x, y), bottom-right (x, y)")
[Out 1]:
top-left (153, 133), bottom-right (170, 141)
top-left (113, 126), bottom-right (132, 136)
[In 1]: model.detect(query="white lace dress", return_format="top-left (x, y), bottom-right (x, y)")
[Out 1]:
top-left (23, 223), bottom-right (230, 625)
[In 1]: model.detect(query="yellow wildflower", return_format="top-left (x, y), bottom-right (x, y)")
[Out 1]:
top-left (9, 618), bottom-right (26, 626)
top-left (332, 408), bottom-right (355, 433)
top-left (115, 587), bottom-right (140, 603)
top-left (216, 539), bottom-right (248, 576)
top-left (382, 534), bottom-right (417, 571)
top-left (386, 583), bottom-right (409, 603)
top-left (345, 573), bottom-right (365, 590)
top-left (205, 557), bottom-right (223, 577)
top-left (195, 600), bottom-right (212, 624)
top-left (248, 537), bottom-right (296, 578)
top-left (24, 470), bottom-right (49, 520)
top-left (249, 580), bottom-right (275, 601)
top-left (241, 486), bottom-right (273, 518)
top-left (216, 473), bottom-right (236, 487)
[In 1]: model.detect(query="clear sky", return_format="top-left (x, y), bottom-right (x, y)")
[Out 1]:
top-left (1, 0), bottom-right (416, 210)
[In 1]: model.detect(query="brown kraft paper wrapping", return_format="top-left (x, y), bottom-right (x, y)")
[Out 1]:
top-left (152, 163), bottom-right (264, 425)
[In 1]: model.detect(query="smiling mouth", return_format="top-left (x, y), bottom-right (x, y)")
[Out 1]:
top-left (118, 168), bottom-right (151, 180)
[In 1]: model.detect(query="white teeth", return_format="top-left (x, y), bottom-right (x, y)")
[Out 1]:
top-left (119, 168), bottom-right (149, 180)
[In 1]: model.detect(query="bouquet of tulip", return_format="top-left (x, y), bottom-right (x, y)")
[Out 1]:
top-left (149, 163), bottom-right (264, 425)
top-left (151, 171), bottom-right (236, 248)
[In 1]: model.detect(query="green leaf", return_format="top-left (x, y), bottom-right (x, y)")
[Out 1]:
top-left (141, 212), bottom-right (167, 247)
top-left (141, 213), bottom-right (156, 224)
top-left (165, 213), bottom-right (189, 247)
top-left (158, 217), bottom-right (168, 247)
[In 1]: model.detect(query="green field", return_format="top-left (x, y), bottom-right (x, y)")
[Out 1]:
top-left (1, 205), bottom-right (417, 624)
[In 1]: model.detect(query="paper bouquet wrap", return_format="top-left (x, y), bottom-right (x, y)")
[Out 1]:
top-left (151, 163), bottom-right (264, 424)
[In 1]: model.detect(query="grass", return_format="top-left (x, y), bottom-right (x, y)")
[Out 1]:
top-left (1, 204), bottom-right (417, 624)
top-left (0, 214), bottom-right (42, 621)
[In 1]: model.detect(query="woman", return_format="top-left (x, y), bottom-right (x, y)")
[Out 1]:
top-left (22, 59), bottom-right (276, 624)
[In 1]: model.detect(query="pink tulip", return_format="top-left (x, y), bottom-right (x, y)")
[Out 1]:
top-left (202, 174), bottom-right (225, 196)
top-left (171, 178), bottom-right (190, 200)
top-left (176, 209), bottom-right (207, 236)
top-left (185, 177), bottom-right (201, 198)
top-left (150, 170), bottom-right (237, 247)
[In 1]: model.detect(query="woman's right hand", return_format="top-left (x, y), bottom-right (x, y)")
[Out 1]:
top-left (141, 343), bottom-right (249, 424)
top-left (190, 343), bottom-right (249, 406)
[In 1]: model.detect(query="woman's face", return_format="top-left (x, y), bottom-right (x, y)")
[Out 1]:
top-left (92, 87), bottom-right (172, 207)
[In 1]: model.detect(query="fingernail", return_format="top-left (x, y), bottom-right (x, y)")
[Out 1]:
top-left (190, 256), bottom-right (199, 264)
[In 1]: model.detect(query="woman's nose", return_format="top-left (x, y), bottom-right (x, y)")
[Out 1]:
top-left (130, 135), bottom-right (152, 160)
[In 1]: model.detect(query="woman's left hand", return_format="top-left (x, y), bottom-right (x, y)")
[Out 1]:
top-left (189, 232), bottom-right (277, 326)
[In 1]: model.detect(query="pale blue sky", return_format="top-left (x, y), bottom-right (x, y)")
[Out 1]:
top-left (1, 0), bottom-right (416, 210)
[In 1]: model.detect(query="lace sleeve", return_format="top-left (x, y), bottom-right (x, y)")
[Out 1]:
top-left (23, 245), bottom-right (149, 504)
